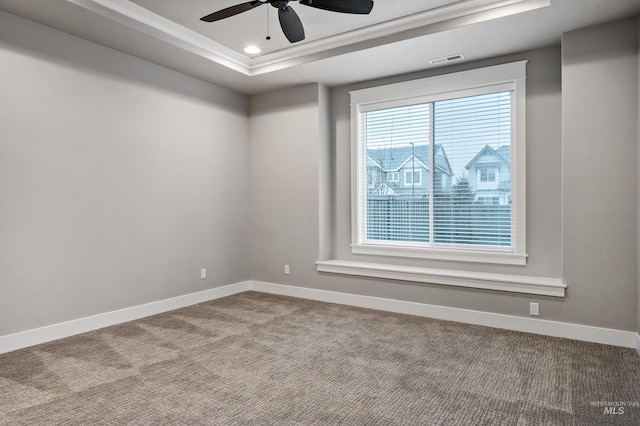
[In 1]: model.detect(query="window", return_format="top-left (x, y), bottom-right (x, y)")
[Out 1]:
top-left (477, 196), bottom-right (500, 205)
top-left (404, 170), bottom-right (422, 186)
top-left (387, 172), bottom-right (399, 182)
top-left (350, 61), bottom-right (527, 265)
top-left (479, 168), bottom-right (497, 182)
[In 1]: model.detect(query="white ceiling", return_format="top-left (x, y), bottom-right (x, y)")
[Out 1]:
top-left (1, 0), bottom-right (640, 94)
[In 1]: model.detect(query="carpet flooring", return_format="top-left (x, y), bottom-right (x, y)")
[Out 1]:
top-left (0, 291), bottom-right (639, 425)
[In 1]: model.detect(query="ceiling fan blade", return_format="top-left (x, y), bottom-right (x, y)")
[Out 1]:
top-left (299, 0), bottom-right (373, 14)
top-left (279, 6), bottom-right (305, 43)
top-left (200, 1), bottom-right (263, 22)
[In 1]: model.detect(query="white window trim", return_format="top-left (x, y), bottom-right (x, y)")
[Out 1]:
top-left (350, 61), bottom-right (527, 266)
top-left (387, 172), bottom-right (399, 182)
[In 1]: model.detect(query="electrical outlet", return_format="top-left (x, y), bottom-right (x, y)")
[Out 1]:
top-left (284, 264), bottom-right (290, 275)
top-left (200, 269), bottom-right (207, 279)
top-left (530, 302), bottom-right (539, 316)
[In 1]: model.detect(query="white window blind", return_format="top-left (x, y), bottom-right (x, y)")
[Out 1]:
top-left (358, 86), bottom-right (516, 251)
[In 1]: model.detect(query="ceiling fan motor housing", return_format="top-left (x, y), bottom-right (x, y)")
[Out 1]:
top-left (271, 1), bottom-right (290, 8)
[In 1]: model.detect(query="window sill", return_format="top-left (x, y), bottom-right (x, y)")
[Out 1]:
top-left (351, 244), bottom-right (528, 266)
top-left (316, 259), bottom-right (566, 297)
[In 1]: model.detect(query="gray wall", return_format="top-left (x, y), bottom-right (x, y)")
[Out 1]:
top-left (2, 9), bottom-right (637, 338)
top-left (249, 20), bottom-right (639, 331)
top-left (249, 84), bottom-right (326, 283)
top-left (562, 19), bottom-right (638, 331)
top-left (0, 11), bottom-right (250, 336)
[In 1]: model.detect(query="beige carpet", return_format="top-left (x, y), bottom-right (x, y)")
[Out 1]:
top-left (0, 291), bottom-right (639, 425)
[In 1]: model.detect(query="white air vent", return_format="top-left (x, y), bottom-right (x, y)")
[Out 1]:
top-left (429, 54), bottom-right (465, 65)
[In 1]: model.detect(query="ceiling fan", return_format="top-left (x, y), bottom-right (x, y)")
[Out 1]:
top-left (200, 0), bottom-right (374, 44)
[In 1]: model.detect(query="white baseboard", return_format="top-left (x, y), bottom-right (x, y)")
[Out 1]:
top-left (249, 281), bottom-right (638, 349)
top-left (1, 280), bottom-right (637, 355)
top-left (0, 282), bottom-right (249, 355)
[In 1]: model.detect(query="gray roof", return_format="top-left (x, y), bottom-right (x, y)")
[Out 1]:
top-left (465, 144), bottom-right (511, 169)
top-left (367, 144), bottom-right (452, 175)
top-left (496, 145), bottom-right (511, 162)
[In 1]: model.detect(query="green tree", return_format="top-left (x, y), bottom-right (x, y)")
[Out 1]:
top-left (452, 174), bottom-right (475, 204)
top-left (451, 174), bottom-right (475, 243)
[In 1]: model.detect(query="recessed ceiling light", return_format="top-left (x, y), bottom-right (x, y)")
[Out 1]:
top-left (244, 45), bottom-right (261, 55)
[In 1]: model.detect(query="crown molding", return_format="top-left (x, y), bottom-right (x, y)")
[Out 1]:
top-left (66, 0), bottom-right (252, 74)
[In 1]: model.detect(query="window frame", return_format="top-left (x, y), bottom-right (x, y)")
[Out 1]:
top-left (350, 61), bottom-right (527, 266)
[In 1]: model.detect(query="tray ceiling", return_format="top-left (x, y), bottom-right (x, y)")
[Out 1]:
top-left (64, 0), bottom-right (550, 75)
top-left (2, 0), bottom-right (640, 94)
top-left (131, 0), bottom-right (461, 56)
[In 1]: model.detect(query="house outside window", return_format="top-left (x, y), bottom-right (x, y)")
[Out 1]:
top-left (350, 61), bottom-right (527, 265)
top-left (467, 146), bottom-right (511, 204)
